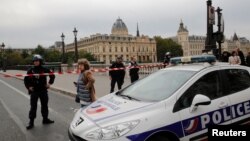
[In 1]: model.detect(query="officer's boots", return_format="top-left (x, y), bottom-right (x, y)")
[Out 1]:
top-left (26, 119), bottom-right (34, 130)
top-left (43, 118), bottom-right (54, 124)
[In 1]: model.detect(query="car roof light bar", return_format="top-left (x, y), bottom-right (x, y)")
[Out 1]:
top-left (170, 55), bottom-right (216, 65)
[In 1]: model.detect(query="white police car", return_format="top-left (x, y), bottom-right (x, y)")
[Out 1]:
top-left (69, 55), bottom-right (250, 141)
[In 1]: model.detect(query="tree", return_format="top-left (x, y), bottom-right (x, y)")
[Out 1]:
top-left (65, 52), bottom-right (75, 64)
top-left (33, 45), bottom-right (46, 57)
top-left (45, 50), bottom-right (61, 62)
top-left (78, 50), bottom-right (96, 61)
top-left (84, 52), bottom-right (96, 61)
top-left (154, 36), bottom-right (183, 62)
top-left (21, 50), bottom-right (29, 59)
top-left (24, 55), bottom-right (33, 65)
top-left (6, 52), bottom-right (23, 66)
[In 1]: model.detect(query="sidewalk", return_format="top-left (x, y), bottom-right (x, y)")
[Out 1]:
top-left (0, 70), bottom-right (137, 98)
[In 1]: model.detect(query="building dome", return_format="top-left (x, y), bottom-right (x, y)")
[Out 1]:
top-left (111, 18), bottom-right (128, 35)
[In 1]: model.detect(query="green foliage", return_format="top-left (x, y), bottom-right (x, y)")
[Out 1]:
top-left (65, 52), bottom-right (75, 64)
top-left (78, 50), bottom-right (95, 61)
top-left (1, 44), bottom-right (96, 68)
top-left (45, 50), bottom-right (61, 62)
top-left (5, 51), bottom-right (23, 66)
top-left (33, 45), bottom-right (46, 56)
top-left (154, 36), bottom-right (183, 62)
top-left (21, 50), bottom-right (29, 59)
top-left (24, 55), bottom-right (33, 65)
top-left (5, 48), bottom-right (13, 54)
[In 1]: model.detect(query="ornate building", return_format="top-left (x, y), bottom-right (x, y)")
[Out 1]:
top-left (171, 20), bottom-right (250, 57)
top-left (170, 20), bottom-right (206, 56)
top-left (222, 33), bottom-right (250, 56)
top-left (65, 18), bottom-right (157, 64)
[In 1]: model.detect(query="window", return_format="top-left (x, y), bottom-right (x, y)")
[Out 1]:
top-left (119, 70), bottom-right (195, 102)
top-left (174, 71), bottom-right (222, 111)
top-left (223, 69), bottom-right (250, 94)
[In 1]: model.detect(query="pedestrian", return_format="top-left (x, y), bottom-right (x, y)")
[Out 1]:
top-left (246, 52), bottom-right (250, 67)
top-left (129, 56), bottom-right (139, 83)
top-left (24, 54), bottom-right (55, 130)
top-left (228, 51), bottom-right (241, 65)
top-left (236, 48), bottom-right (246, 65)
top-left (109, 56), bottom-right (126, 93)
top-left (221, 51), bottom-right (230, 62)
top-left (75, 59), bottom-right (96, 108)
top-left (163, 52), bottom-right (171, 67)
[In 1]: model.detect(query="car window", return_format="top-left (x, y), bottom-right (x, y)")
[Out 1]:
top-left (223, 69), bottom-right (250, 94)
top-left (174, 70), bottom-right (222, 112)
top-left (119, 70), bottom-right (196, 102)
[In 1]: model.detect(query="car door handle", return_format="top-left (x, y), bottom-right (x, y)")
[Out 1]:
top-left (218, 102), bottom-right (228, 108)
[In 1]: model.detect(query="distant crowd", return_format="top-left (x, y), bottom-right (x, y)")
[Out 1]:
top-left (221, 48), bottom-right (250, 66)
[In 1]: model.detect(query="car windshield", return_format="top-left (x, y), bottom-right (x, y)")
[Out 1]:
top-left (119, 70), bottom-right (196, 102)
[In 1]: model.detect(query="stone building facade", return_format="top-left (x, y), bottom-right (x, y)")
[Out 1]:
top-left (65, 18), bottom-right (157, 64)
top-left (170, 20), bottom-right (206, 56)
top-left (222, 33), bottom-right (250, 56)
top-left (171, 20), bottom-right (250, 57)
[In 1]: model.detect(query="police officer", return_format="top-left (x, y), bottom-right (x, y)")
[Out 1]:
top-left (129, 56), bottom-right (139, 83)
top-left (109, 56), bottom-right (126, 93)
top-left (163, 52), bottom-right (171, 67)
top-left (24, 54), bottom-right (55, 130)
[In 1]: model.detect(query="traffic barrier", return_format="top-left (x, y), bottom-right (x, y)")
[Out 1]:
top-left (1, 64), bottom-right (166, 78)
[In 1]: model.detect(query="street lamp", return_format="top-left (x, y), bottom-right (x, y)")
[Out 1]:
top-left (61, 33), bottom-right (65, 63)
top-left (215, 7), bottom-right (224, 61)
top-left (1, 42), bottom-right (6, 72)
top-left (73, 27), bottom-right (78, 63)
top-left (204, 0), bottom-right (216, 53)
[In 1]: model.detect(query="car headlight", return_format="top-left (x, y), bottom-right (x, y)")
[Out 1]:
top-left (86, 120), bottom-right (140, 140)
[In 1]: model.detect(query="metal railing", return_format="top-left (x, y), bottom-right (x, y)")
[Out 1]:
top-left (7, 63), bottom-right (165, 76)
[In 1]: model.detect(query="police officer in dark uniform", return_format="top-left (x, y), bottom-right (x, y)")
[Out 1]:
top-left (109, 56), bottom-right (126, 93)
top-left (24, 54), bottom-right (55, 130)
top-left (163, 52), bottom-right (171, 67)
top-left (129, 56), bottom-right (139, 83)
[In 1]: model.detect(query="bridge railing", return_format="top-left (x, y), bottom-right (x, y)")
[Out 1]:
top-left (8, 62), bottom-right (165, 76)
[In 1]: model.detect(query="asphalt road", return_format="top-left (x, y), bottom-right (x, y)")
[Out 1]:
top-left (0, 75), bottom-right (80, 141)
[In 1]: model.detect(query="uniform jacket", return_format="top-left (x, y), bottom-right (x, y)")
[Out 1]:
top-left (109, 62), bottom-right (126, 79)
top-left (129, 61), bottom-right (139, 76)
top-left (24, 66), bottom-right (55, 94)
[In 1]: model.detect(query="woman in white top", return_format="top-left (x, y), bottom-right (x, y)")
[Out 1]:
top-left (228, 51), bottom-right (241, 65)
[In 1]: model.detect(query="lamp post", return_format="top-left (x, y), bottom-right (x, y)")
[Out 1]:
top-left (204, 0), bottom-right (216, 53)
top-left (215, 7), bottom-right (224, 61)
top-left (137, 51), bottom-right (139, 63)
top-left (1, 42), bottom-right (6, 72)
top-left (73, 27), bottom-right (78, 63)
top-left (61, 33), bottom-right (65, 63)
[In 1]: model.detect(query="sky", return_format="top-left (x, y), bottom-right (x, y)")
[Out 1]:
top-left (0, 0), bottom-right (249, 49)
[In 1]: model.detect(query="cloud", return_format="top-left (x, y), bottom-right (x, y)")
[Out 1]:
top-left (0, 0), bottom-right (249, 48)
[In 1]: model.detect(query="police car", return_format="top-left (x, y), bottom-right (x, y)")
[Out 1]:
top-left (69, 55), bottom-right (250, 141)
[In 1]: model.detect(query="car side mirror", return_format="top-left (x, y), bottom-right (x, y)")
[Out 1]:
top-left (190, 94), bottom-right (211, 113)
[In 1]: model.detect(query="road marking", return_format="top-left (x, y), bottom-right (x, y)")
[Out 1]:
top-left (0, 98), bottom-right (35, 141)
top-left (0, 79), bottom-right (62, 120)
